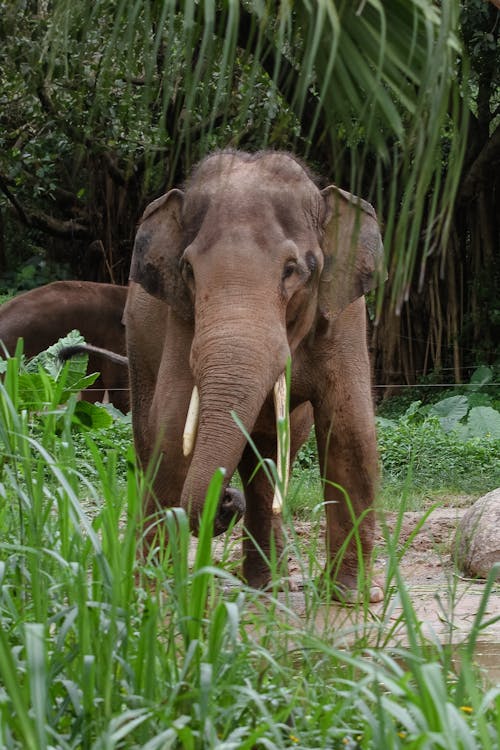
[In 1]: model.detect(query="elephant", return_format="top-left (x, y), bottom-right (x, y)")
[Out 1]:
top-left (125, 150), bottom-right (385, 601)
top-left (0, 280), bottom-right (129, 412)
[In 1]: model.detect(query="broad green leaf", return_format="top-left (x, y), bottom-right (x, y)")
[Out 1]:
top-left (469, 366), bottom-right (493, 391)
top-left (25, 329), bottom-right (88, 383)
top-left (465, 406), bottom-right (500, 439)
top-left (17, 371), bottom-right (57, 407)
top-left (59, 371), bottom-right (100, 403)
top-left (71, 400), bottom-right (114, 430)
top-left (429, 395), bottom-right (469, 431)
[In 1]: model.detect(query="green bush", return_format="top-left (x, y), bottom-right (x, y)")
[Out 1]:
top-left (291, 368), bottom-right (500, 515)
top-left (375, 368), bottom-right (500, 505)
top-left (377, 414), bottom-right (500, 497)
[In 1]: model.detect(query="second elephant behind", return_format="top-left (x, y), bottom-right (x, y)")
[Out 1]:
top-left (0, 280), bottom-right (129, 411)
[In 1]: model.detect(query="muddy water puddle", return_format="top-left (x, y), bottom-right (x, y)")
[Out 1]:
top-left (454, 642), bottom-right (500, 685)
top-left (212, 508), bottom-right (500, 682)
top-left (273, 577), bottom-right (500, 684)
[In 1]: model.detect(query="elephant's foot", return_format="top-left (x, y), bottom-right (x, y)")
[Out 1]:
top-left (324, 567), bottom-right (384, 604)
top-left (243, 563), bottom-right (272, 589)
top-left (242, 546), bottom-right (291, 591)
top-left (242, 551), bottom-right (286, 589)
top-left (243, 563), bottom-right (297, 592)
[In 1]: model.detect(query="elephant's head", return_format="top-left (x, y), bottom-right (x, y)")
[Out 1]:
top-left (129, 151), bottom-right (384, 535)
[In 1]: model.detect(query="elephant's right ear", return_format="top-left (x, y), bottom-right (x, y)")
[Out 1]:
top-left (129, 189), bottom-right (193, 321)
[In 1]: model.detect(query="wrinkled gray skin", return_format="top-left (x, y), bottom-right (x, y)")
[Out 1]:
top-left (0, 281), bottom-right (129, 411)
top-left (125, 150), bottom-right (384, 600)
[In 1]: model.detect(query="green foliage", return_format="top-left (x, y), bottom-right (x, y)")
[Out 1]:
top-left (378, 365), bottom-right (500, 418)
top-left (376, 369), bottom-right (500, 505)
top-left (461, 0), bottom-right (500, 112)
top-left (394, 367), bottom-right (500, 439)
top-left (290, 368), bottom-right (500, 516)
top-left (0, 1), bottom-right (467, 299)
top-left (0, 330), bottom-right (117, 433)
top-left (0, 256), bottom-right (73, 294)
top-left (378, 414), bottom-right (500, 499)
top-left (0, 354), bottom-right (499, 748)
top-left (413, 393), bottom-right (500, 440)
top-left (294, 430), bottom-right (319, 474)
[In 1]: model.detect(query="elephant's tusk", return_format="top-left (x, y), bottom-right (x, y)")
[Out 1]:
top-left (272, 371), bottom-right (290, 514)
top-left (183, 385), bottom-right (200, 457)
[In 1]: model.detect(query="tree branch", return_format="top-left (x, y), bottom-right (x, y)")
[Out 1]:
top-left (0, 173), bottom-right (30, 225)
top-left (29, 211), bottom-right (90, 238)
top-left (0, 172), bottom-right (90, 238)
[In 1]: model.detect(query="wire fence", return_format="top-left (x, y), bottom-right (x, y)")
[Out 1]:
top-left (374, 383), bottom-right (500, 389)
top-left (82, 382), bottom-right (500, 392)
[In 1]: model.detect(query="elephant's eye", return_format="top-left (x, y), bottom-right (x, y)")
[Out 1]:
top-left (282, 261), bottom-right (297, 281)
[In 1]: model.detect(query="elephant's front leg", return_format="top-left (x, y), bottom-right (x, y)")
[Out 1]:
top-left (312, 303), bottom-right (383, 603)
top-left (238, 435), bottom-right (285, 589)
top-left (239, 402), bottom-right (313, 589)
top-left (314, 407), bottom-right (381, 602)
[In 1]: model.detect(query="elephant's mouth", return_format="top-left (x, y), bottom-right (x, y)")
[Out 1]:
top-left (213, 487), bottom-right (246, 536)
top-left (182, 372), bottom-right (290, 515)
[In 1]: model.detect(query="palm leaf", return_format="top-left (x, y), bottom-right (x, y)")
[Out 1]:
top-left (41, 0), bottom-right (466, 302)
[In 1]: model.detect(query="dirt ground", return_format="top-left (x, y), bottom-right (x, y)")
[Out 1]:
top-left (289, 504), bottom-right (500, 683)
top-left (212, 501), bottom-right (500, 682)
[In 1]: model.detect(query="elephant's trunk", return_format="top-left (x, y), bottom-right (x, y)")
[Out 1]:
top-left (180, 314), bottom-right (289, 536)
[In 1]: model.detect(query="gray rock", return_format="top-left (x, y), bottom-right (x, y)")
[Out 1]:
top-left (456, 488), bottom-right (500, 579)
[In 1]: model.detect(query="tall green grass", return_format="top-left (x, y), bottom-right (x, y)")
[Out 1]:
top-left (0, 357), bottom-right (499, 748)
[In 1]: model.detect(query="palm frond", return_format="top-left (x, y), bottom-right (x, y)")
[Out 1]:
top-left (42, 0), bottom-right (467, 302)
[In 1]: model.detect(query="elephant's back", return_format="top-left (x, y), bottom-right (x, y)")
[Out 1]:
top-left (0, 281), bottom-right (128, 358)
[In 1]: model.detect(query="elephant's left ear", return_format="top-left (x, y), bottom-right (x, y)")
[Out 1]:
top-left (318, 186), bottom-right (385, 321)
